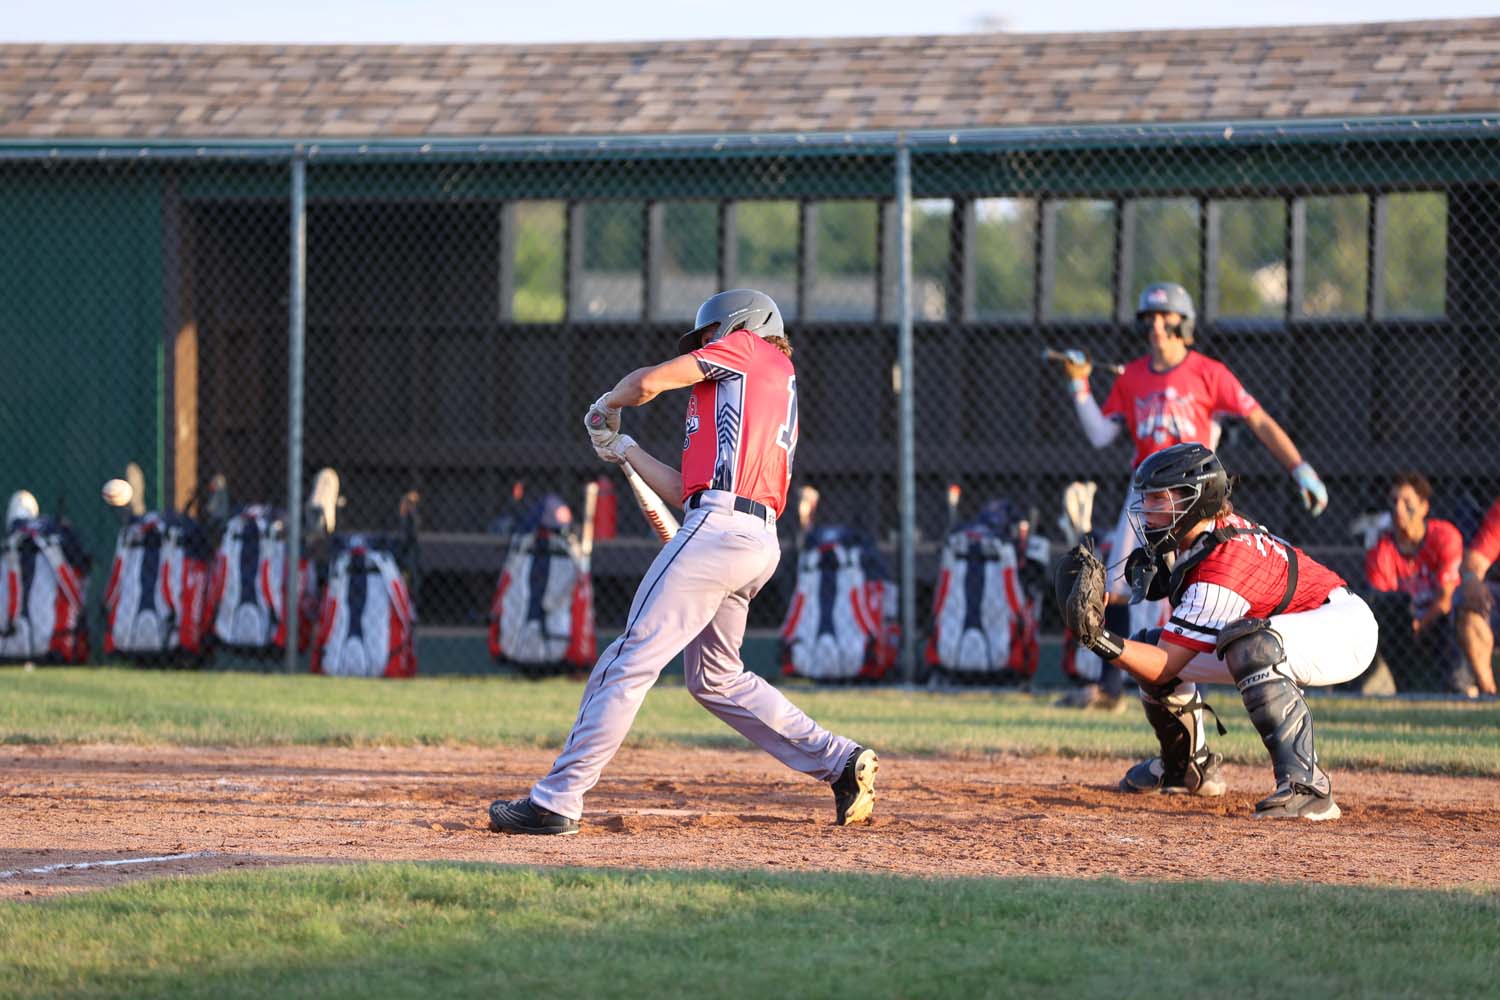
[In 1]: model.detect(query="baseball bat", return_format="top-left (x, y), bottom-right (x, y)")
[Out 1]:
top-left (620, 461), bottom-right (679, 543)
top-left (579, 480), bottom-right (598, 572)
top-left (1042, 349), bottom-right (1125, 377)
top-left (945, 483), bottom-right (961, 536)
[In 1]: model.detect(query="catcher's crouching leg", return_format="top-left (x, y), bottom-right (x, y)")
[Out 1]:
top-left (1120, 677), bottom-right (1226, 797)
top-left (1218, 618), bottom-right (1339, 821)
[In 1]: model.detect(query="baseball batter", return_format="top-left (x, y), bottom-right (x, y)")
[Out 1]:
top-left (488, 289), bottom-right (878, 835)
top-left (1057, 443), bottom-right (1377, 821)
top-left (1058, 281), bottom-right (1329, 705)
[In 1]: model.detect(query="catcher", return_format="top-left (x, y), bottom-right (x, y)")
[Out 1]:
top-left (1055, 443), bottom-right (1378, 821)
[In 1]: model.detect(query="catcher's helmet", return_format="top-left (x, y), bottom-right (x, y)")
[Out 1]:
top-left (1136, 281), bottom-right (1196, 346)
top-left (676, 288), bottom-right (785, 356)
top-left (1128, 443), bottom-right (1228, 552)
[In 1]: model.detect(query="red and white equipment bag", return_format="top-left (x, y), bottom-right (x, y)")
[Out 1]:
top-left (779, 528), bottom-right (898, 682)
top-left (103, 513), bottom-right (213, 660)
top-left (0, 517), bottom-right (91, 663)
top-left (209, 505), bottom-right (314, 652)
top-left (310, 536), bottom-right (416, 678)
top-left (488, 530), bottom-right (595, 670)
top-left (926, 525), bottom-right (1035, 679)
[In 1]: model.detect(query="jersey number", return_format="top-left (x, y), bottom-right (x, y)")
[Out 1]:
top-left (776, 376), bottom-right (798, 482)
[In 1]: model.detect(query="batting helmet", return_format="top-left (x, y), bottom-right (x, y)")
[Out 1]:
top-left (1136, 281), bottom-right (1196, 346)
top-left (676, 289), bottom-right (785, 356)
top-left (1127, 443), bottom-right (1228, 553)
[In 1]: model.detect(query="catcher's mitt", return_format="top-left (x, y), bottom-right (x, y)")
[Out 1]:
top-left (1055, 543), bottom-right (1109, 650)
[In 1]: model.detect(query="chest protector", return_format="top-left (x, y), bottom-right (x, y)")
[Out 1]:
top-left (311, 536), bottom-right (417, 678)
top-left (488, 529), bottom-right (596, 670)
top-left (779, 527), bottom-right (898, 682)
top-left (104, 513), bottom-right (214, 660)
top-left (0, 517), bottom-right (91, 663)
top-left (926, 525), bottom-right (1034, 677)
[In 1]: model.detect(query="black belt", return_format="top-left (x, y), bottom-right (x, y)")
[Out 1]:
top-left (687, 490), bottom-right (772, 522)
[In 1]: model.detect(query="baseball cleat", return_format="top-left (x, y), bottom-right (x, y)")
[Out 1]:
top-left (1119, 752), bottom-right (1226, 797)
top-left (488, 797), bottom-right (580, 835)
top-left (833, 747), bottom-right (879, 826)
top-left (1252, 784), bottom-right (1341, 822)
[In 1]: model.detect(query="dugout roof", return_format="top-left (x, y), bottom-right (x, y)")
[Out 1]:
top-left (1, 18), bottom-right (1498, 140)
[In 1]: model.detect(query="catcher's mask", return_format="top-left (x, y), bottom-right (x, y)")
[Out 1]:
top-left (676, 288), bottom-right (785, 356)
top-left (1127, 443), bottom-right (1228, 554)
top-left (1135, 281), bottom-right (1196, 346)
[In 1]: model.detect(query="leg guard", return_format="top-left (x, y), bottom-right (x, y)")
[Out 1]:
top-left (1220, 617), bottom-right (1339, 821)
top-left (1119, 679), bottom-right (1225, 797)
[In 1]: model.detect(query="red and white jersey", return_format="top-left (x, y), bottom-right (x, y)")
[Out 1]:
top-left (1364, 519), bottom-right (1463, 618)
top-left (683, 330), bottom-right (797, 517)
top-left (1471, 498), bottom-right (1500, 569)
top-left (1163, 512), bottom-right (1347, 654)
top-left (1102, 352), bottom-right (1261, 468)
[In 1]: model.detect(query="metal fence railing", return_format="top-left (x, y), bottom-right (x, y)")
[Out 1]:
top-left (3, 116), bottom-right (1497, 693)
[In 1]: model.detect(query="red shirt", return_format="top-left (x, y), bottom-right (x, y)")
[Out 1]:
top-left (1470, 499), bottom-right (1500, 567)
top-left (1365, 519), bottom-right (1463, 618)
top-left (682, 330), bottom-right (797, 517)
top-left (1102, 352), bottom-right (1261, 468)
top-left (1163, 513), bottom-right (1348, 653)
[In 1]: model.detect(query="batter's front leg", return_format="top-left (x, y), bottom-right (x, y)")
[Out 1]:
top-left (683, 586), bottom-right (856, 781)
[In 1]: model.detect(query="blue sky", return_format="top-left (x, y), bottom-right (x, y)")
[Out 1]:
top-left (4, 0), bottom-right (1494, 44)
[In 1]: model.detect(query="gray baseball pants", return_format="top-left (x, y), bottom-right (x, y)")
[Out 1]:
top-left (529, 491), bottom-right (857, 820)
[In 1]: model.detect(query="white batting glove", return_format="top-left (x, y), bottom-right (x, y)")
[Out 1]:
top-left (584, 394), bottom-right (621, 436)
top-left (1291, 462), bottom-right (1329, 517)
top-left (592, 433), bottom-right (635, 466)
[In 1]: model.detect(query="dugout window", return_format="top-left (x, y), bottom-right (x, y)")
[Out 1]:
top-left (1376, 192), bottom-right (1447, 319)
top-left (652, 200), bottom-right (719, 321)
top-left (806, 200), bottom-right (878, 321)
top-left (1044, 199), bottom-right (1115, 320)
top-left (1119, 198), bottom-right (1201, 321)
top-left (502, 200), bottom-right (566, 323)
top-left (734, 200), bottom-right (800, 319)
top-left (1210, 198), bottom-right (1287, 319)
top-left (572, 200), bottom-right (645, 320)
top-left (911, 198), bottom-right (953, 322)
top-left (1294, 194), bottom-right (1368, 319)
top-left (973, 198), bottom-right (1035, 321)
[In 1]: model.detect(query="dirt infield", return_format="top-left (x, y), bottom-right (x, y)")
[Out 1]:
top-left (3, 743), bottom-right (1497, 900)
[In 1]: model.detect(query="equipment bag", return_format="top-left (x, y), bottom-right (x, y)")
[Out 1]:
top-left (779, 526), bottom-right (898, 682)
top-left (103, 512), bottom-right (214, 662)
top-left (488, 528), bottom-right (595, 673)
top-left (0, 516), bottom-right (91, 663)
top-left (310, 535), bottom-right (417, 678)
top-left (208, 505), bottom-right (314, 652)
top-left (926, 522), bottom-right (1035, 681)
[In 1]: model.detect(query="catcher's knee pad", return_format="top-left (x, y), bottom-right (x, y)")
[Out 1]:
top-left (1126, 681), bottom-right (1223, 795)
top-left (1218, 617), bottom-right (1328, 795)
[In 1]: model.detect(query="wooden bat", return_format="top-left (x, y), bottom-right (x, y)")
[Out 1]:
top-left (1042, 348), bottom-right (1125, 376)
top-left (579, 480), bottom-right (598, 571)
top-left (620, 460), bottom-right (679, 543)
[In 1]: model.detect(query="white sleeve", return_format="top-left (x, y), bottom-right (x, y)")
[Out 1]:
top-left (1074, 393), bottom-right (1122, 449)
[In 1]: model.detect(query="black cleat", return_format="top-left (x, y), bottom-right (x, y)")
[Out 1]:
top-left (832, 747), bottom-right (879, 826)
top-left (488, 797), bottom-right (580, 835)
top-left (1119, 752), bottom-right (1226, 797)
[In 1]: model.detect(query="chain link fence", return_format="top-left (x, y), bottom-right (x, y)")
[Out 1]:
top-left (3, 117), bottom-right (1498, 692)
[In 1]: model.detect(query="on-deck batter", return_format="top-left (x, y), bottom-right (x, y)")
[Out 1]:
top-left (487, 289), bottom-right (878, 835)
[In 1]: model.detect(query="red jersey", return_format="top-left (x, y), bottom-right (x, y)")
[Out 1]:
top-left (682, 330), bottom-right (797, 517)
top-left (1471, 499), bottom-right (1500, 568)
top-left (1162, 513), bottom-right (1347, 654)
top-left (1102, 352), bottom-right (1261, 468)
top-left (1365, 519), bottom-right (1463, 617)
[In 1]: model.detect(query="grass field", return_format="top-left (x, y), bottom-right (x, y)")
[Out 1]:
top-left (3, 667), bottom-right (1499, 775)
top-left (3, 667), bottom-right (1499, 999)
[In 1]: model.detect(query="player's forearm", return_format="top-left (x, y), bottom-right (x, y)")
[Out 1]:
top-left (1072, 393), bottom-right (1121, 449)
top-left (621, 443), bottom-right (685, 510)
top-left (1103, 636), bottom-right (1174, 685)
top-left (1460, 550), bottom-right (1493, 587)
top-left (604, 367), bottom-right (661, 409)
top-left (1246, 410), bottom-right (1304, 470)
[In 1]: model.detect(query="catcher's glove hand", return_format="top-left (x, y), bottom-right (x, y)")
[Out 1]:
top-left (1054, 543), bottom-right (1124, 660)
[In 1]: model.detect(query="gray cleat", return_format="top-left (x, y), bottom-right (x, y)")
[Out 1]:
top-left (1253, 783), bottom-right (1341, 821)
top-left (488, 797), bottom-right (580, 835)
top-left (1120, 751), bottom-right (1226, 797)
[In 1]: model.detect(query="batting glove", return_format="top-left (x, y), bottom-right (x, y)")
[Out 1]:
top-left (593, 433), bottom-right (635, 466)
top-left (1291, 462), bottom-right (1329, 517)
top-left (584, 393), bottom-right (621, 435)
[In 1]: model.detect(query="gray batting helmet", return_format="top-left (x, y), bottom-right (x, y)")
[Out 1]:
top-left (676, 289), bottom-right (786, 356)
top-left (1136, 281), bottom-right (1196, 346)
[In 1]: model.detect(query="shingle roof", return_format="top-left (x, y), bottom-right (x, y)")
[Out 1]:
top-left (2, 19), bottom-right (1498, 140)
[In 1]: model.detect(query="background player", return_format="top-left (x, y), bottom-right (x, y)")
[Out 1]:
top-left (1457, 496), bottom-right (1500, 698)
top-left (488, 289), bottom-right (878, 835)
top-left (1056, 443), bottom-right (1377, 820)
top-left (1057, 281), bottom-right (1329, 708)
